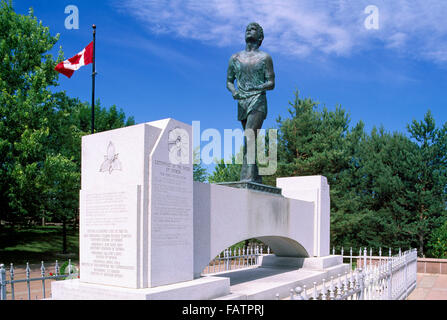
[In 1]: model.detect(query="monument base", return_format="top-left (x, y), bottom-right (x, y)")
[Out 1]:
top-left (51, 276), bottom-right (230, 300)
top-left (51, 255), bottom-right (348, 300)
top-left (217, 181), bottom-right (282, 195)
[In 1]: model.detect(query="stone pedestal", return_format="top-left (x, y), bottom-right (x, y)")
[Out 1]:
top-left (51, 277), bottom-right (230, 300)
top-left (277, 176), bottom-right (331, 257)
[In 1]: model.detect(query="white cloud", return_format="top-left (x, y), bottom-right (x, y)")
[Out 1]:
top-left (112, 0), bottom-right (447, 64)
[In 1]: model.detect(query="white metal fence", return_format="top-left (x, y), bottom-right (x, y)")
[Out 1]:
top-left (202, 245), bottom-right (270, 274)
top-left (0, 260), bottom-right (78, 300)
top-left (282, 248), bottom-right (418, 300)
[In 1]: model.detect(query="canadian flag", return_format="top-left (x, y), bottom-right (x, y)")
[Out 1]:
top-left (55, 42), bottom-right (94, 78)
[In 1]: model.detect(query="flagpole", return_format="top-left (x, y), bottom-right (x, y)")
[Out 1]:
top-left (91, 24), bottom-right (97, 135)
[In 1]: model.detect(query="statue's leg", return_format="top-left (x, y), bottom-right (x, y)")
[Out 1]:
top-left (240, 111), bottom-right (265, 183)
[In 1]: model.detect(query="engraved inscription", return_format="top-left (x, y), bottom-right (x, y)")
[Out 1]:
top-left (152, 160), bottom-right (192, 247)
top-left (81, 190), bottom-right (136, 281)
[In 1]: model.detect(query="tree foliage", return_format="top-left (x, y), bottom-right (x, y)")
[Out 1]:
top-left (274, 91), bottom-right (447, 256)
top-left (0, 1), bottom-right (135, 239)
top-left (208, 155), bottom-right (242, 183)
top-left (193, 148), bottom-right (208, 182)
top-left (427, 221), bottom-right (447, 259)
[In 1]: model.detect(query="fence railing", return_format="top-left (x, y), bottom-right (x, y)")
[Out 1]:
top-left (0, 260), bottom-right (78, 300)
top-left (281, 248), bottom-right (418, 300)
top-left (202, 245), bottom-right (270, 274)
top-left (332, 246), bottom-right (410, 270)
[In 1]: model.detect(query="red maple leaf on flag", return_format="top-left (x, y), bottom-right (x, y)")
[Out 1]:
top-left (55, 42), bottom-right (94, 78)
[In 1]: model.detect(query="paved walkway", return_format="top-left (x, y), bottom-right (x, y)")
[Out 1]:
top-left (407, 273), bottom-right (447, 300)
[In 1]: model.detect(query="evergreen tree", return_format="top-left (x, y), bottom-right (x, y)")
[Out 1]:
top-left (273, 91), bottom-right (447, 256)
top-left (208, 157), bottom-right (242, 183)
top-left (338, 127), bottom-right (421, 250)
top-left (427, 221), bottom-right (447, 258)
top-left (406, 111), bottom-right (447, 256)
top-left (193, 148), bottom-right (208, 182)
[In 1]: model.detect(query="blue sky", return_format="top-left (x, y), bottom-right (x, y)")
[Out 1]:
top-left (12, 0), bottom-right (447, 166)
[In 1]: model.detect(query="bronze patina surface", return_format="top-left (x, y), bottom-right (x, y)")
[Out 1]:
top-left (226, 22), bottom-right (275, 184)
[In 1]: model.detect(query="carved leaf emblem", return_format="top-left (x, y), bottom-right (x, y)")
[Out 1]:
top-left (168, 128), bottom-right (189, 164)
top-left (100, 142), bottom-right (122, 174)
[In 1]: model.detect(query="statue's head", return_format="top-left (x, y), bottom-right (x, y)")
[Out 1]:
top-left (245, 22), bottom-right (264, 48)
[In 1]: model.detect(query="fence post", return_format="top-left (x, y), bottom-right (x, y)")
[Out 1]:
top-left (387, 258), bottom-right (392, 300)
top-left (312, 282), bottom-right (318, 300)
top-left (294, 287), bottom-right (304, 300)
top-left (321, 279), bottom-right (327, 300)
top-left (302, 285), bottom-right (308, 300)
top-left (349, 247), bottom-right (352, 270)
top-left (26, 262), bottom-right (31, 300)
top-left (329, 276), bottom-right (336, 300)
top-left (343, 272), bottom-right (349, 299)
top-left (363, 248), bottom-right (367, 270)
top-left (358, 269), bottom-right (365, 300)
top-left (0, 264), bottom-right (6, 300)
top-left (336, 274), bottom-right (343, 300)
top-left (55, 260), bottom-right (59, 276)
top-left (404, 251), bottom-right (408, 299)
top-left (10, 263), bottom-right (15, 300)
top-left (41, 261), bottom-right (46, 299)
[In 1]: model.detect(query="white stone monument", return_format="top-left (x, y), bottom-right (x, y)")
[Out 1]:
top-left (52, 118), bottom-right (347, 300)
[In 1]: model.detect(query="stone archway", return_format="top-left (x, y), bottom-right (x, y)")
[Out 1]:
top-left (255, 236), bottom-right (309, 257)
top-left (193, 177), bottom-right (329, 278)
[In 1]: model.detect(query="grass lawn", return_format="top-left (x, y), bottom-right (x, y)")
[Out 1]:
top-left (0, 226), bottom-right (79, 266)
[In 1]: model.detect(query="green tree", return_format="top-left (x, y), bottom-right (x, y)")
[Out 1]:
top-left (427, 221), bottom-right (447, 258)
top-left (0, 1), bottom-right (135, 256)
top-left (193, 149), bottom-right (208, 182)
top-left (406, 111), bottom-right (447, 256)
top-left (274, 91), bottom-right (367, 248)
top-left (40, 154), bottom-right (80, 253)
top-left (0, 0), bottom-right (61, 224)
top-left (71, 98), bottom-right (135, 134)
top-left (336, 127), bottom-right (422, 250)
top-left (208, 154), bottom-right (242, 183)
top-left (272, 91), bottom-right (447, 255)
top-left (275, 91), bottom-right (353, 180)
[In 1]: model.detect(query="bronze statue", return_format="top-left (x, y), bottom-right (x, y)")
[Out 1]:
top-left (227, 22), bottom-right (275, 183)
